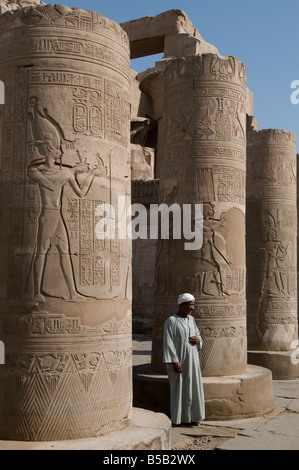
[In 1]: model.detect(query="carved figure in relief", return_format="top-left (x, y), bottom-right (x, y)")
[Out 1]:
top-left (27, 97), bottom-right (106, 303)
top-left (257, 212), bottom-right (291, 336)
top-left (154, 201), bottom-right (233, 298)
top-left (197, 203), bottom-right (231, 296)
top-left (189, 98), bottom-right (215, 139)
top-left (165, 100), bottom-right (189, 143)
top-left (248, 153), bottom-right (296, 186)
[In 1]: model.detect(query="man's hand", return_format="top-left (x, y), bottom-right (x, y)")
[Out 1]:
top-left (189, 336), bottom-right (199, 346)
top-left (173, 362), bottom-right (182, 373)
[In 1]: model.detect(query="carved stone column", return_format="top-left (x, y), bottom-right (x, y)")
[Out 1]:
top-left (0, 5), bottom-right (132, 440)
top-left (133, 55), bottom-right (274, 420)
top-left (247, 129), bottom-right (299, 379)
top-left (151, 54), bottom-right (248, 376)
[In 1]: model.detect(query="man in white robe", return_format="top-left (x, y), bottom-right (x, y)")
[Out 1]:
top-left (163, 293), bottom-right (205, 426)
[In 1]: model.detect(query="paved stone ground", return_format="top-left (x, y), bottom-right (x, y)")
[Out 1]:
top-left (133, 334), bottom-right (299, 450)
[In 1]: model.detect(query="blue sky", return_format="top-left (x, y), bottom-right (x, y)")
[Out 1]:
top-left (59, 0), bottom-right (299, 150)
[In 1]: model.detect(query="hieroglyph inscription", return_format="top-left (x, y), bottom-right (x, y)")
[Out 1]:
top-left (30, 71), bottom-right (130, 147)
top-left (165, 95), bottom-right (245, 145)
top-left (26, 97), bottom-right (108, 303)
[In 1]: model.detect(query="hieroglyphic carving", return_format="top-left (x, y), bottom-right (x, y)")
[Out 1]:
top-left (1, 69), bottom-right (30, 299)
top-left (0, 311), bottom-right (131, 337)
top-left (26, 97), bottom-right (106, 303)
top-left (247, 129), bottom-right (297, 351)
top-left (247, 147), bottom-right (296, 190)
top-left (0, 5), bottom-right (132, 442)
top-left (151, 54), bottom-right (247, 376)
top-left (0, 4), bottom-right (130, 69)
top-left (72, 86), bottom-right (103, 136)
top-left (30, 71), bottom-right (130, 147)
top-left (165, 95), bottom-right (246, 145)
top-left (0, 348), bottom-right (131, 440)
top-left (194, 166), bottom-right (245, 204)
top-left (214, 167), bottom-right (245, 204)
top-left (0, 309), bottom-right (131, 440)
top-left (197, 303), bottom-right (244, 318)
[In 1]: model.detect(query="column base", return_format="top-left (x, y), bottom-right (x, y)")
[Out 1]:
top-left (133, 364), bottom-right (275, 420)
top-left (248, 350), bottom-right (299, 380)
top-left (0, 408), bottom-right (171, 450)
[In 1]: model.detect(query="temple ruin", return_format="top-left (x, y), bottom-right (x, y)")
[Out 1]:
top-left (0, 1), bottom-right (297, 450)
top-left (123, 9), bottom-right (297, 419)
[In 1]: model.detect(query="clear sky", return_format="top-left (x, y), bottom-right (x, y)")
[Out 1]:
top-left (56, 0), bottom-right (299, 150)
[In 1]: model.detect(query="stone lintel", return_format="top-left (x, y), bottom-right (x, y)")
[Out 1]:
top-left (120, 9), bottom-right (219, 59)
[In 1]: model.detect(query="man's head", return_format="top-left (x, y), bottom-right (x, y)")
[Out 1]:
top-left (178, 293), bottom-right (195, 317)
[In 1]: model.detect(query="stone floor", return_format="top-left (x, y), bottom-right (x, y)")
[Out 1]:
top-left (133, 334), bottom-right (299, 450)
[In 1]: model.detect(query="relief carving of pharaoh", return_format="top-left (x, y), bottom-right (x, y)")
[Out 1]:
top-left (198, 202), bottom-right (231, 296)
top-left (27, 97), bottom-right (107, 303)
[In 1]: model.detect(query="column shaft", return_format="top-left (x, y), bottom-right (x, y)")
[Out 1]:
top-left (151, 54), bottom-right (248, 376)
top-left (0, 5), bottom-right (132, 441)
top-left (247, 129), bottom-right (297, 351)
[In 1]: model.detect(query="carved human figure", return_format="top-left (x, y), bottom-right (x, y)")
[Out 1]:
top-left (257, 227), bottom-right (291, 336)
top-left (27, 99), bottom-right (106, 303)
top-left (199, 202), bottom-right (231, 296)
top-left (264, 230), bottom-right (290, 294)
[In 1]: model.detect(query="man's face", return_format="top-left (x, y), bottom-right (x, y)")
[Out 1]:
top-left (181, 300), bottom-right (195, 315)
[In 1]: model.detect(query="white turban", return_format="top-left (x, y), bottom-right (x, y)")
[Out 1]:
top-left (178, 293), bottom-right (195, 306)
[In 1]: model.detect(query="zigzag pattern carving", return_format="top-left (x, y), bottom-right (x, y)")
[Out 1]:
top-left (0, 350), bottom-right (131, 441)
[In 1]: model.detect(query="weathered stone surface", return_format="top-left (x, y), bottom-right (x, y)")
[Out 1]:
top-left (130, 117), bottom-right (156, 181)
top-left (139, 71), bottom-right (165, 178)
top-left (248, 350), bottom-right (299, 380)
top-left (203, 365), bottom-right (274, 420)
top-left (247, 129), bottom-right (297, 352)
top-left (0, 4), bottom-right (132, 441)
top-left (0, 0), bottom-right (44, 15)
top-left (120, 10), bottom-right (219, 60)
top-left (131, 181), bottom-right (159, 333)
top-left (133, 363), bottom-right (274, 420)
top-left (130, 144), bottom-right (155, 180)
top-left (0, 408), bottom-right (172, 450)
top-left (150, 54), bottom-right (248, 377)
top-left (0, 3), bottom-right (289, 442)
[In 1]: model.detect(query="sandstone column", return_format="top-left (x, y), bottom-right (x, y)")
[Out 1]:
top-left (247, 129), bottom-right (298, 379)
top-left (151, 54), bottom-right (248, 376)
top-left (0, 5), bottom-right (132, 440)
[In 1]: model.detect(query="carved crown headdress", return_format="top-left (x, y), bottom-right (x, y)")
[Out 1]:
top-left (28, 96), bottom-right (65, 158)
